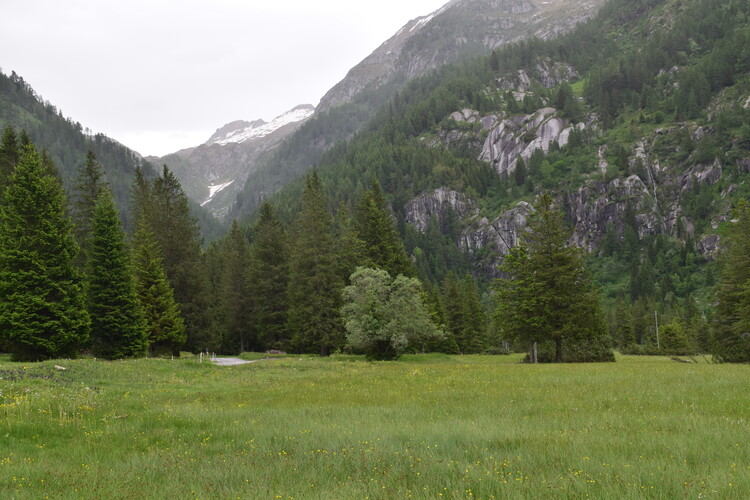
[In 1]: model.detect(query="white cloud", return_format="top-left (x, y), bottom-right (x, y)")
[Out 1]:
top-left (0, 0), bottom-right (448, 156)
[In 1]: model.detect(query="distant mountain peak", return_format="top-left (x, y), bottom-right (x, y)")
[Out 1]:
top-left (206, 105), bottom-right (315, 146)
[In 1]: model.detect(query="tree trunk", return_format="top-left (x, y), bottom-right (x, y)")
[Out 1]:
top-left (555, 338), bottom-right (563, 363)
top-left (531, 341), bottom-right (538, 364)
top-left (320, 345), bottom-right (330, 357)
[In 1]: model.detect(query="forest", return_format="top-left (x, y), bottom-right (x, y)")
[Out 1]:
top-left (1, 0), bottom-right (750, 364)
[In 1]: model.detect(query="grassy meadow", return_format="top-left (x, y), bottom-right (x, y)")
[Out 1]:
top-left (1, 353), bottom-right (749, 499)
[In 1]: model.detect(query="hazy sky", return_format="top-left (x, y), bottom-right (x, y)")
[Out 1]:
top-left (1, 0), bottom-right (448, 156)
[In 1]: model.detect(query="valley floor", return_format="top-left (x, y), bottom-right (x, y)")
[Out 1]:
top-left (1, 353), bottom-right (748, 498)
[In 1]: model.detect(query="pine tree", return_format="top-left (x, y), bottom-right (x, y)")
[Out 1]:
top-left (87, 189), bottom-right (147, 359)
top-left (249, 202), bottom-right (289, 350)
top-left (132, 220), bottom-right (186, 357)
top-left (72, 149), bottom-right (108, 269)
top-left (713, 199), bottom-right (750, 362)
top-left (287, 172), bottom-right (345, 356)
top-left (494, 193), bottom-right (613, 363)
top-left (352, 181), bottom-right (415, 278)
top-left (220, 221), bottom-right (252, 353)
top-left (0, 145), bottom-right (90, 361)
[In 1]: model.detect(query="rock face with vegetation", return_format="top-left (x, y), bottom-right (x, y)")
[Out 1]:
top-left (318, 0), bottom-right (603, 112)
top-left (150, 105), bottom-right (314, 221)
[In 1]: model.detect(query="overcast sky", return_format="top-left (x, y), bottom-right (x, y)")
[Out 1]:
top-left (0, 0), bottom-right (448, 157)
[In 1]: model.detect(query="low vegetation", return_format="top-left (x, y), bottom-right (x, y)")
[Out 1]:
top-left (1, 354), bottom-right (748, 498)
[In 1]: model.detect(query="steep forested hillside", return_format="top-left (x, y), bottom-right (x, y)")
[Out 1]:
top-left (253, 0), bottom-right (750, 350)
top-left (0, 70), bottom-right (224, 240)
top-left (229, 0), bottom-right (606, 220)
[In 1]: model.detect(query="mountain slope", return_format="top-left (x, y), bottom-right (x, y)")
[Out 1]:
top-left (150, 105), bottom-right (314, 220)
top-left (229, 0), bottom-right (606, 220)
top-left (318, 0), bottom-right (603, 112)
top-left (258, 0), bottom-right (750, 325)
top-left (0, 70), bottom-right (224, 242)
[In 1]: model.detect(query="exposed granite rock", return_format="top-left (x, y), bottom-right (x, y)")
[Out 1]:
top-left (404, 187), bottom-right (478, 232)
top-left (479, 107), bottom-right (586, 177)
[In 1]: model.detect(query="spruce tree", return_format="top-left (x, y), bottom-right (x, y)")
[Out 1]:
top-left (149, 165), bottom-right (213, 352)
top-left (459, 275), bottom-right (488, 354)
top-left (494, 193), bottom-right (613, 363)
top-left (220, 221), bottom-right (252, 353)
top-left (287, 172), bottom-right (345, 356)
top-left (132, 220), bottom-right (186, 357)
top-left (713, 199), bottom-right (750, 362)
top-left (0, 126), bottom-right (20, 198)
top-left (72, 149), bottom-right (108, 269)
top-left (249, 202), bottom-right (289, 350)
top-left (0, 145), bottom-right (90, 361)
top-left (87, 189), bottom-right (148, 359)
top-left (352, 181), bottom-right (414, 278)
top-left (442, 272), bottom-right (466, 352)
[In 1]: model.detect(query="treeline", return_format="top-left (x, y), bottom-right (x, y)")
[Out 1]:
top-left (0, 130), bottom-right (494, 360)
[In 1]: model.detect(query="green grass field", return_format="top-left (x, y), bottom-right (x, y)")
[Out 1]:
top-left (1, 353), bottom-right (748, 499)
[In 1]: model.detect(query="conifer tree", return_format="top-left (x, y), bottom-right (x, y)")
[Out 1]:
top-left (352, 181), bottom-right (415, 278)
top-left (441, 272), bottom-right (466, 352)
top-left (72, 149), bottom-right (108, 268)
top-left (459, 275), bottom-right (488, 353)
top-left (87, 189), bottom-right (147, 359)
top-left (0, 126), bottom-right (20, 198)
top-left (220, 220), bottom-right (252, 353)
top-left (494, 193), bottom-right (612, 363)
top-left (150, 165), bottom-right (213, 352)
top-left (0, 145), bottom-right (90, 361)
top-left (713, 199), bottom-right (750, 362)
top-left (132, 220), bottom-right (186, 357)
top-left (249, 202), bottom-right (289, 350)
top-left (287, 172), bottom-right (344, 356)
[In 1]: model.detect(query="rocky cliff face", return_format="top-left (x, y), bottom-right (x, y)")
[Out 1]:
top-left (317, 0), bottom-right (604, 112)
top-left (405, 112), bottom-right (738, 277)
top-left (150, 105), bottom-right (314, 220)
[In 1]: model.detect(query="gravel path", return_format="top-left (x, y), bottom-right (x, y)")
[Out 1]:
top-left (211, 357), bottom-right (265, 366)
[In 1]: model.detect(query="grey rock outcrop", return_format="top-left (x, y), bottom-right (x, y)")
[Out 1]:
top-left (318, 0), bottom-right (604, 112)
top-left (404, 187), bottom-right (477, 232)
top-left (479, 107), bottom-right (586, 177)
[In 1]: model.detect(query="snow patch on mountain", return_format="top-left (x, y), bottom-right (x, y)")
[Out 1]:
top-left (207, 105), bottom-right (314, 146)
top-left (201, 180), bottom-right (235, 207)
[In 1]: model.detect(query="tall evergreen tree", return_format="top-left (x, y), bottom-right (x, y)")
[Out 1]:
top-left (249, 202), bottom-right (290, 350)
top-left (0, 145), bottom-right (90, 361)
top-left (459, 275), bottom-right (488, 354)
top-left (72, 149), bottom-right (108, 269)
top-left (149, 165), bottom-right (213, 352)
top-left (494, 193), bottom-right (612, 363)
top-left (220, 220), bottom-right (252, 353)
top-left (352, 181), bottom-right (415, 277)
top-left (87, 189), bottom-right (147, 359)
top-left (132, 220), bottom-right (186, 357)
top-left (287, 172), bottom-right (345, 356)
top-left (0, 126), bottom-right (20, 198)
top-left (713, 199), bottom-right (750, 362)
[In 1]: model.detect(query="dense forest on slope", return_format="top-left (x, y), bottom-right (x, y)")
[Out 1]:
top-left (4, 0), bottom-right (750, 362)
top-left (248, 0), bottom-right (750, 353)
top-left (0, 70), bottom-right (225, 240)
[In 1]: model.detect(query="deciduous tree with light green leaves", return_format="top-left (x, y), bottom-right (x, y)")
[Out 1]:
top-left (0, 145), bottom-right (90, 361)
top-left (342, 267), bottom-right (443, 360)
